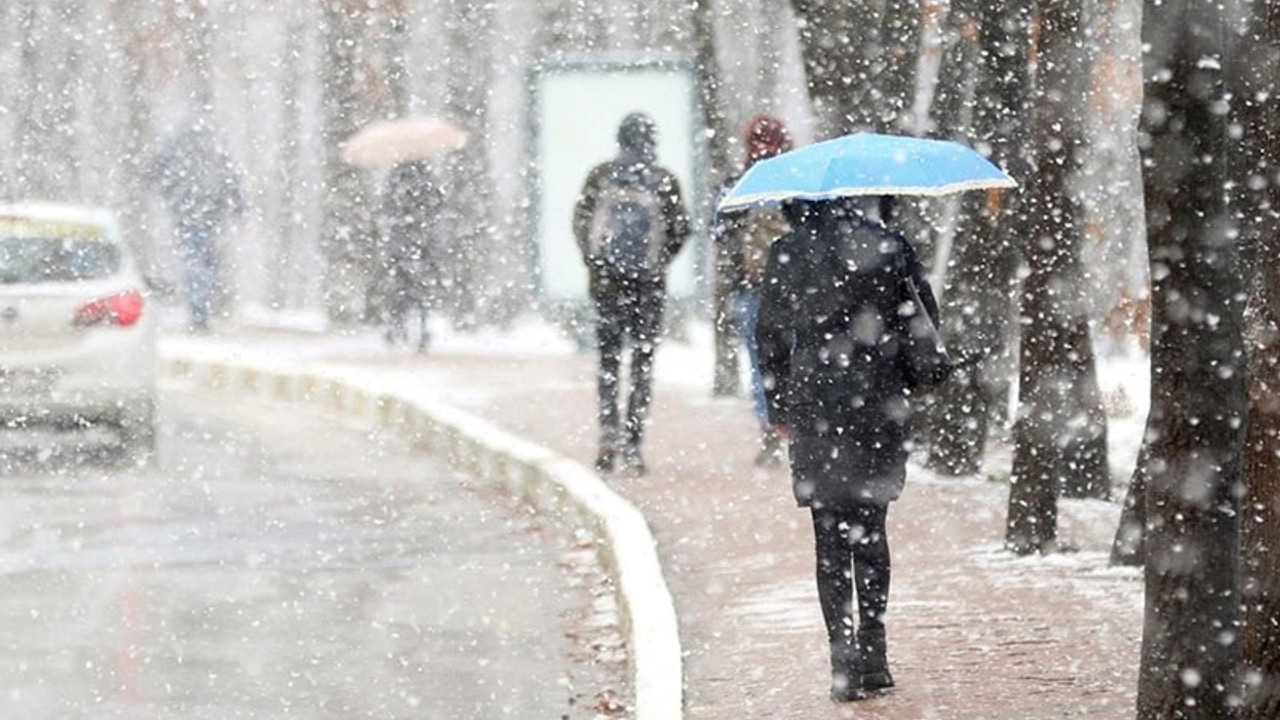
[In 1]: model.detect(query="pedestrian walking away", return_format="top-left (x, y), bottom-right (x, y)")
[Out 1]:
top-left (712, 113), bottom-right (794, 466)
top-left (755, 196), bottom-right (945, 702)
top-left (573, 112), bottom-right (691, 477)
top-left (146, 116), bottom-right (244, 332)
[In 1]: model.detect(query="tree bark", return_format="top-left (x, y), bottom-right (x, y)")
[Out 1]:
top-left (788, 0), bottom-right (880, 137)
top-left (273, 8), bottom-right (309, 311)
top-left (320, 0), bottom-right (376, 324)
top-left (443, 0), bottom-right (495, 327)
top-left (1110, 427), bottom-right (1150, 566)
top-left (875, 0), bottom-right (922, 133)
top-left (1135, 2), bottom-right (1248, 716)
top-left (928, 1), bottom-right (1031, 477)
top-left (116, 0), bottom-right (159, 272)
top-left (753, 0), bottom-right (785, 114)
top-left (929, 2), bottom-right (981, 140)
top-left (1006, 1), bottom-right (1110, 554)
top-left (1236, 3), bottom-right (1280, 717)
top-left (692, 0), bottom-right (740, 397)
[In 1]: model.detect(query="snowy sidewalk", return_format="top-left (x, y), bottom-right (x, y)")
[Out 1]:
top-left (167, 318), bottom-right (1144, 720)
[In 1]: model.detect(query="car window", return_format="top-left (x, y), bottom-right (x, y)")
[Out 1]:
top-left (0, 222), bottom-right (121, 284)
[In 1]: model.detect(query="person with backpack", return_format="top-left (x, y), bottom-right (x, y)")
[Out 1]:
top-left (712, 114), bottom-right (795, 466)
top-left (573, 112), bottom-right (691, 477)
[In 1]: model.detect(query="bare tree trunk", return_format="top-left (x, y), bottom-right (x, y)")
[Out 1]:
top-left (1237, 3), bottom-right (1280, 717)
top-left (929, 2), bottom-right (981, 139)
top-left (692, 0), bottom-right (739, 397)
top-left (1135, 2), bottom-right (1247, 716)
top-left (928, 1), bottom-right (1031, 476)
top-left (789, 0), bottom-right (879, 137)
top-left (15, 0), bottom-right (80, 199)
top-left (187, 0), bottom-right (214, 111)
top-left (116, 0), bottom-right (159, 271)
top-left (789, 0), bottom-right (924, 137)
top-left (753, 0), bottom-right (785, 114)
top-left (875, 0), bottom-right (922, 133)
top-left (320, 0), bottom-right (376, 324)
top-left (272, 8), bottom-right (309, 310)
top-left (1006, 1), bottom-right (1110, 553)
top-left (443, 0), bottom-right (495, 327)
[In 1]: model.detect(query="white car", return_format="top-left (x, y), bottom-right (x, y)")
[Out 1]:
top-left (0, 202), bottom-right (157, 456)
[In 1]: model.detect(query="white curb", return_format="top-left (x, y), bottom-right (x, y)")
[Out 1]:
top-left (161, 350), bottom-right (684, 720)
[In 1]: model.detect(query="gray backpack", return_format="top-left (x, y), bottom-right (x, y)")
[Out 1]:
top-left (587, 175), bottom-right (667, 275)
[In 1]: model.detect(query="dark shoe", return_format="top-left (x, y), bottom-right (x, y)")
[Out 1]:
top-left (858, 628), bottom-right (894, 692)
top-left (829, 640), bottom-right (865, 702)
top-left (594, 446), bottom-right (616, 473)
top-left (862, 667), bottom-right (895, 693)
top-left (618, 445), bottom-right (647, 477)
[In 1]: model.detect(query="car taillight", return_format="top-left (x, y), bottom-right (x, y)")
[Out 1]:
top-left (74, 290), bottom-right (144, 327)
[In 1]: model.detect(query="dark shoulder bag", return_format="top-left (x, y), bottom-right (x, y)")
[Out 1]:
top-left (897, 275), bottom-right (953, 390)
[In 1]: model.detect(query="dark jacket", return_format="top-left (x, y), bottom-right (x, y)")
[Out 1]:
top-left (382, 162), bottom-right (442, 262)
top-left (712, 195), bottom-right (791, 293)
top-left (572, 119), bottom-right (690, 296)
top-left (379, 161), bottom-right (443, 297)
top-left (756, 200), bottom-right (940, 507)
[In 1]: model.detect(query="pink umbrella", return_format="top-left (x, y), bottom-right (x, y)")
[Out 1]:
top-left (340, 117), bottom-right (469, 167)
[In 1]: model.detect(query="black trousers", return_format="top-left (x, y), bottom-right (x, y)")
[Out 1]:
top-left (811, 503), bottom-right (891, 646)
top-left (593, 276), bottom-right (664, 449)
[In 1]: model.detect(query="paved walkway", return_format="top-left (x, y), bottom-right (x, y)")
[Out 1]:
top-left (195, 323), bottom-right (1144, 720)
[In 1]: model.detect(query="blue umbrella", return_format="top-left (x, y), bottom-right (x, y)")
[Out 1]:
top-left (718, 132), bottom-right (1016, 212)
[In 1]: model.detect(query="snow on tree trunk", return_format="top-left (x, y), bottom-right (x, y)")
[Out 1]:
top-left (441, 0), bottom-right (495, 327)
top-left (1236, 3), bottom-right (1280, 717)
top-left (928, 2), bottom-right (1031, 476)
top-left (1007, 1), bottom-right (1111, 554)
top-left (789, 0), bottom-right (881, 137)
top-left (693, 0), bottom-right (740, 397)
top-left (1111, 431), bottom-right (1151, 566)
top-left (1135, 2), bottom-right (1249, 716)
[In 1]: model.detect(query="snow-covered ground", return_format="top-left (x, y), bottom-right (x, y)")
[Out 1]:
top-left (177, 305), bottom-right (1152, 564)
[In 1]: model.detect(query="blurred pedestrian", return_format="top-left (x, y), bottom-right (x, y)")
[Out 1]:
top-left (712, 114), bottom-right (794, 465)
top-left (756, 197), bottom-right (943, 702)
top-left (378, 160), bottom-right (444, 351)
top-left (147, 117), bottom-right (244, 332)
top-left (573, 112), bottom-right (691, 477)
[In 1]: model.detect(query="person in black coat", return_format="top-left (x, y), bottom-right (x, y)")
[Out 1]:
top-left (378, 160), bottom-right (444, 350)
top-left (755, 196), bottom-right (941, 702)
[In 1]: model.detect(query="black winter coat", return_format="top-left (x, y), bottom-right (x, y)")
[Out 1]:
top-left (756, 202), bottom-right (940, 508)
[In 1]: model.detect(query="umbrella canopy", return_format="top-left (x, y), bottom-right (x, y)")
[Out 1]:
top-left (340, 117), bottom-right (468, 168)
top-left (718, 132), bottom-right (1016, 212)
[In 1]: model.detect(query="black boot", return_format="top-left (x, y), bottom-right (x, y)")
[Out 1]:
top-left (858, 627), bottom-right (894, 692)
top-left (594, 445), bottom-right (616, 473)
top-left (618, 442), bottom-right (647, 477)
top-left (595, 432), bottom-right (617, 473)
top-left (829, 636), bottom-right (865, 702)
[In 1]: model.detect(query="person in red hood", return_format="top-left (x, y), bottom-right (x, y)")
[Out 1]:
top-left (712, 114), bottom-right (795, 466)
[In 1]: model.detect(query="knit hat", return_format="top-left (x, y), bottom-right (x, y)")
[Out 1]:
top-left (743, 114), bottom-right (793, 170)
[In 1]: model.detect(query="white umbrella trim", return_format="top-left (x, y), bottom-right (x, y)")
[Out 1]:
top-left (717, 176), bottom-right (1019, 212)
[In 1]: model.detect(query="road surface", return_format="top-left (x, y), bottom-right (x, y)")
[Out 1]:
top-left (0, 383), bottom-right (624, 719)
